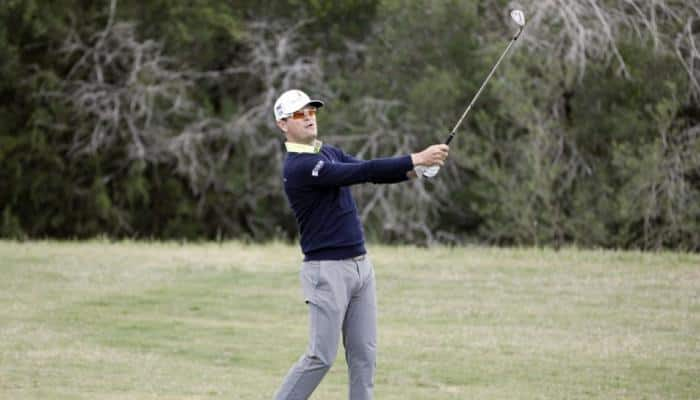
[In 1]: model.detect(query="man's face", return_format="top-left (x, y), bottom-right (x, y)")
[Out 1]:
top-left (277, 106), bottom-right (318, 144)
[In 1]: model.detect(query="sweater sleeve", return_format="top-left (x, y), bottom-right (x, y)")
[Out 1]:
top-left (366, 156), bottom-right (414, 184)
top-left (293, 155), bottom-right (414, 187)
top-left (336, 146), bottom-right (414, 184)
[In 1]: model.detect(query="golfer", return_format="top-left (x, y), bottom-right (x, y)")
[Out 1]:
top-left (273, 89), bottom-right (448, 400)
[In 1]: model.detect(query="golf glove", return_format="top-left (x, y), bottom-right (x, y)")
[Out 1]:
top-left (414, 165), bottom-right (440, 178)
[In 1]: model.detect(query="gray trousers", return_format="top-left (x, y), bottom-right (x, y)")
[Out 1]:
top-left (275, 255), bottom-right (377, 400)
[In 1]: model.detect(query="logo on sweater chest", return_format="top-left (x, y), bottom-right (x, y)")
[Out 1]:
top-left (311, 160), bottom-right (325, 177)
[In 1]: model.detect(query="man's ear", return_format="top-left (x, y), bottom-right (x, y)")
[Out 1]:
top-left (276, 119), bottom-right (288, 133)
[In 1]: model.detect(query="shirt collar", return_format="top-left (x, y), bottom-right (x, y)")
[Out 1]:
top-left (285, 140), bottom-right (323, 154)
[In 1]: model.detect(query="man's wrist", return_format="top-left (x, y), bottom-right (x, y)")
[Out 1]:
top-left (411, 153), bottom-right (423, 167)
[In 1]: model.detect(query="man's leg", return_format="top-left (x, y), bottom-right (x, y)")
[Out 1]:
top-left (274, 303), bottom-right (341, 400)
top-left (275, 261), bottom-right (347, 400)
top-left (343, 256), bottom-right (377, 400)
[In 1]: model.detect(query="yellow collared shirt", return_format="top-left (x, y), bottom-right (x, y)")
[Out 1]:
top-left (285, 140), bottom-right (323, 154)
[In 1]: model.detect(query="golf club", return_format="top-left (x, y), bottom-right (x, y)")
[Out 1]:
top-left (419, 9), bottom-right (526, 178)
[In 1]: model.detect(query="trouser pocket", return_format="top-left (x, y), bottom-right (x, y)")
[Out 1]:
top-left (356, 255), bottom-right (374, 288)
top-left (300, 261), bottom-right (321, 304)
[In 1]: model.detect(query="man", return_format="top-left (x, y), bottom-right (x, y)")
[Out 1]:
top-left (273, 89), bottom-right (448, 400)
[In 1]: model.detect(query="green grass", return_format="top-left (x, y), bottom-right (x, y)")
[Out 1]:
top-left (1, 241), bottom-right (698, 399)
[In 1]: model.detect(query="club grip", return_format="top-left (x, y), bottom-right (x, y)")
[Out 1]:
top-left (444, 131), bottom-right (455, 145)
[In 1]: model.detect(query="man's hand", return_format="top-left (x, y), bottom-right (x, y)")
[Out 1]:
top-left (410, 144), bottom-right (449, 179)
top-left (413, 165), bottom-right (440, 179)
top-left (411, 144), bottom-right (449, 167)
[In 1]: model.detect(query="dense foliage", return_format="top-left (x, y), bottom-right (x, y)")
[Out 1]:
top-left (1, 0), bottom-right (698, 250)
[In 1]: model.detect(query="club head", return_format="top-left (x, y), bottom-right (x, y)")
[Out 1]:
top-left (510, 9), bottom-right (526, 27)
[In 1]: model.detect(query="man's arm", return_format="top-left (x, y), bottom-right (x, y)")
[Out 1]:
top-left (337, 145), bottom-right (449, 181)
top-left (337, 149), bottom-right (410, 183)
top-left (290, 144), bottom-right (448, 187)
top-left (294, 155), bottom-right (414, 187)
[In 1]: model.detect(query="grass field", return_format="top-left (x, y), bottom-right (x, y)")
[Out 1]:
top-left (0, 241), bottom-right (698, 399)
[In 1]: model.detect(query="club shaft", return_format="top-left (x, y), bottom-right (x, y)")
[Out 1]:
top-left (445, 28), bottom-right (522, 145)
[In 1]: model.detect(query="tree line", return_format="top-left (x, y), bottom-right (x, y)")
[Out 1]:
top-left (1, 0), bottom-right (698, 250)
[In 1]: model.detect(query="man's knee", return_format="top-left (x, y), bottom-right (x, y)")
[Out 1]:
top-left (306, 353), bottom-right (335, 373)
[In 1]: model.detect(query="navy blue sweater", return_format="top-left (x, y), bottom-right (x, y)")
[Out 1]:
top-left (283, 143), bottom-right (414, 260)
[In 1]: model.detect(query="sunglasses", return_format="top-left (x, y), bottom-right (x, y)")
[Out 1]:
top-left (289, 108), bottom-right (317, 120)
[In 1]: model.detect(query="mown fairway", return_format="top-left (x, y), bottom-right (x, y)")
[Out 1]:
top-left (1, 241), bottom-right (698, 399)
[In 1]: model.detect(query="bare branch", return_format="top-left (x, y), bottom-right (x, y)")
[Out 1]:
top-left (519, 0), bottom-right (699, 98)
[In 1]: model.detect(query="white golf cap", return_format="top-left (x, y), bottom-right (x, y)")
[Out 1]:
top-left (273, 89), bottom-right (324, 121)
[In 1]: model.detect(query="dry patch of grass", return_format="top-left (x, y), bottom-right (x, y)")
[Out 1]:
top-left (1, 241), bottom-right (698, 399)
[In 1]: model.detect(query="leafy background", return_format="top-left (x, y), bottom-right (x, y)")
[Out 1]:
top-left (1, 0), bottom-right (698, 250)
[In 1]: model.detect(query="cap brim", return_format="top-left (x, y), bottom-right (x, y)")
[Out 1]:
top-left (276, 100), bottom-right (325, 121)
top-left (307, 100), bottom-right (324, 109)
